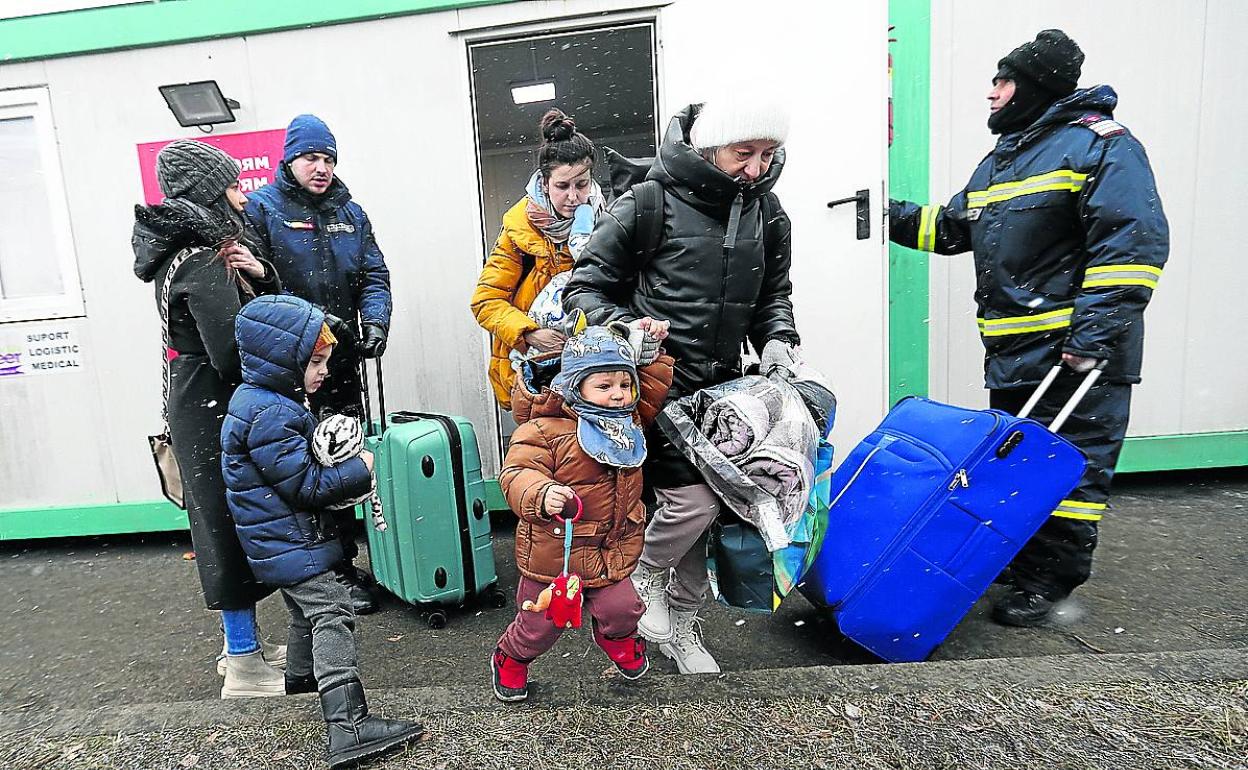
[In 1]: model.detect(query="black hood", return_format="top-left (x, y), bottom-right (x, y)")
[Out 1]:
top-left (647, 104), bottom-right (785, 214)
top-left (132, 198), bottom-right (244, 283)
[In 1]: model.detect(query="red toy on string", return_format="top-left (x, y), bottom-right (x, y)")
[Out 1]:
top-left (521, 493), bottom-right (585, 629)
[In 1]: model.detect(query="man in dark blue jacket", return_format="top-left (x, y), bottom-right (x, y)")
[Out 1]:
top-left (246, 115), bottom-right (392, 611)
top-left (890, 30), bottom-right (1169, 626)
top-left (245, 114), bottom-right (392, 418)
top-left (221, 295), bottom-right (422, 765)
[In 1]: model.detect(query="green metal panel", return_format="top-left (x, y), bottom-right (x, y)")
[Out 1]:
top-left (887, 0), bottom-right (931, 405)
top-left (0, 0), bottom-right (513, 63)
top-left (485, 478), bottom-right (508, 512)
top-left (0, 475), bottom-right (507, 541)
top-left (1117, 431), bottom-right (1248, 474)
top-left (0, 501), bottom-right (187, 540)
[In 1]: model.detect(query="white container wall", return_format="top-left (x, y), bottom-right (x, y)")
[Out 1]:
top-left (927, 0), bottom-right (1248, 440)
top-left (0, 0), bottom-right (890, 520)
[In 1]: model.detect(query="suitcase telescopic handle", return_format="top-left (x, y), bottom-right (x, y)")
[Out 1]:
top-left (1017, 360), bottom-right (1108, 434)
top-left (359, 352), bottom-right (388, 436)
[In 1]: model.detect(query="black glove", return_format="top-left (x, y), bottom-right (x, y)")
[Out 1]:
top-left (322, 312), bottom-right (357, 356)
top-left (358, 322), bottom-right (388, 358)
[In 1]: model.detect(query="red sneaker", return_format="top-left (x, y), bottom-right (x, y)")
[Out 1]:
top-left (490, 648), bottom-right (529, 702)
top-left (594, 629), bottom-right (650, 681)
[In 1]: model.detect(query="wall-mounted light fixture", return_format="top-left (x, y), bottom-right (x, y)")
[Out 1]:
top-left (510, 78), bottom-right (556, 105)
top-left (159, 80), bottom-right (239, 132)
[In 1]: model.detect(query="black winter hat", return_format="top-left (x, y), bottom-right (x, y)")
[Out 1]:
top-left (998, 29), bottom-right (1084, 96)
top-left (155, 139), bottom-right (239, 207)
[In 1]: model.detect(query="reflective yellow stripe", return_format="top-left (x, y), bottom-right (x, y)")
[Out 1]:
top-left (1086, 264), bottom-right (1163, 277)
top-left (916, 205), bottom-right (940, 252)
top-left (976, 307), bottom-right (1073, 337)
top-left (1052, 499), bottom-right (1107, 521)
top-left (1082, 264), bottom-right (1163, 290)
top-left (1083, 278), bottom-right (1159, 289)
top-left (967, 169), bottom-right (1088, 208)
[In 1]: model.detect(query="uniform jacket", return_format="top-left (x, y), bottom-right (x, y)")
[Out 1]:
top-left (244, 165), bottom-right (392, 332)
top-left (501, 354), bottom-right (674, 589)
top-left (891, 85), bottom-right (1169, 388)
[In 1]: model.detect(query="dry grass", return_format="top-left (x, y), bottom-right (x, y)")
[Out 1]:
top-left (5, 679), bottom-right (1246, 770)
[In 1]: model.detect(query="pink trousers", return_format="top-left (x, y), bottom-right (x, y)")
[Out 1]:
top-left (497, 575), bottom-right (644, 662)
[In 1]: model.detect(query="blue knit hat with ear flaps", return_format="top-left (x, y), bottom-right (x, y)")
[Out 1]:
top-left (550, 327), bottom-right (646, 468)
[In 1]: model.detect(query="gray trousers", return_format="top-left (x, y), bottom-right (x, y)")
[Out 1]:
top-left (282, 571), bottom-right (359, 691)
top-left (638, 484), bottom-right (722, 611)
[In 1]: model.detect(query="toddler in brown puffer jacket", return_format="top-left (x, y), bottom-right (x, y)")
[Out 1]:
top-left (489, 323), bottom-right (673, 703)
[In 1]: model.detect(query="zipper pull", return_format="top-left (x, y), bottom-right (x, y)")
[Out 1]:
top-left (948, 469), bottom-right (969, 490)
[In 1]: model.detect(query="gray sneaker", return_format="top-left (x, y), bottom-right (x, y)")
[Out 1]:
top-left (659, 609), bottom-right (720, 674)
top-left (632, 566), bottom-right (673, 643)
top-left (221, 650), bottom-right (286, 699)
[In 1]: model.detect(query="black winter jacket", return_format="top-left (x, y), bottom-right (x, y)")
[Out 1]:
top-left (133, 200), bottom-right (280, 609)
top-left (564, 104), bottom-right (800, 487)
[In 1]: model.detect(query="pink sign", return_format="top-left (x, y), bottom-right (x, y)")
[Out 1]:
top-left (136, 128), bottom-right (287, 205)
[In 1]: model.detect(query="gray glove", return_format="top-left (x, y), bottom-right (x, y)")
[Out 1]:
top-left (607, 319), bottom-right (661, 366)
top-left (760, 339), bottom-right (800, 376)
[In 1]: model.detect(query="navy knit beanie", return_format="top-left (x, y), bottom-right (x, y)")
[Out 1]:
top-left (282, 114), bottom-right (338, 164)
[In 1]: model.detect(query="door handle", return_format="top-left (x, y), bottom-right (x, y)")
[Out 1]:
top-left (827, 188), bottom-right (870, 240)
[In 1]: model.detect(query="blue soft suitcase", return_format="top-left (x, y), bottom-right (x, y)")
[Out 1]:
top-left (800, 365), bottom-right (1098, 662)
top-left (358, 360), bottom-right (506, 628)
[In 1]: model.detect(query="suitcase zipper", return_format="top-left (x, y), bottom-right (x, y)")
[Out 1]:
top-left (948, 469), bottom-right (970, 490)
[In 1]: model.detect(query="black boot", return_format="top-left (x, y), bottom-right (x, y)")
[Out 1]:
top-left (992, 588), bottom-right (1056, 627)
top-left (991, 565), bottom-right (1015, 586)
top-left (335, 568), bottom-right (379, 616)
top-left (285, 672), bottom-right (318, 695)
top-left (320, 680), bottom-right (423, 769)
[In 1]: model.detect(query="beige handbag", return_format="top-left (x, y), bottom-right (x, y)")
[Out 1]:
top-left (148, 249), bottom-right (192, 510)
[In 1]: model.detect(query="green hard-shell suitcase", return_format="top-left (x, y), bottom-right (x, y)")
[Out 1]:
top-left (359, 359), bottom-right (506, 628)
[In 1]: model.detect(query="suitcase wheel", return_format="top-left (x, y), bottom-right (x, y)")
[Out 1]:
top-left (486, 586), bottom-right (508, 609)
top-left (427, 610), bottom-right (448, 630)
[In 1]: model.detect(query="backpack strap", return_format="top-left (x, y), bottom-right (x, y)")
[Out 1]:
top-left (761, 192), bottom-right (776, 236)
top-left (631, 179), bottom-right (664, 267)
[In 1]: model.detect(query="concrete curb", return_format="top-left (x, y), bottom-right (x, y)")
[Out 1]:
top-left (10, 647), bottom-right (1247, 738)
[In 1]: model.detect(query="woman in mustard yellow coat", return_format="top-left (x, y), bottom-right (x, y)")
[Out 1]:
top-left (471, 109), bottom-right (603, 409)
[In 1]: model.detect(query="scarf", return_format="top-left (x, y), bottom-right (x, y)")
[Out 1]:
top-left (550, 327), bottom-right (646, 468)
top-left (524, 170), bottom-right (604, 245)
top-left (988, 66), bottom-right (1060, 135)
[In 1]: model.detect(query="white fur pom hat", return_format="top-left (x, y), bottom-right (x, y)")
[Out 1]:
top-left (689, 99), bottom-right (790, 150)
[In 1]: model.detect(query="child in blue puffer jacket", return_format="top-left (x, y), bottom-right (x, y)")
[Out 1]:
top-left (220, 294), bottom-right (421, 769)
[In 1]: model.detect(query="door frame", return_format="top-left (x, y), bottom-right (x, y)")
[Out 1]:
top-left (461, 15), bottom-right (663, 470)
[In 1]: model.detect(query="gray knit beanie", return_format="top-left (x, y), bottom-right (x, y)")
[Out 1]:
top-left (155, 140), bottom-right (239, 206)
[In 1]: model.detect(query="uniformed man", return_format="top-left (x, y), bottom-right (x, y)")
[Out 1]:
top-left (890, 30), bottom-right (1169, 626)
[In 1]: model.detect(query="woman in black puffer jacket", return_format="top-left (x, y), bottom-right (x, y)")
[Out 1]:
top-left (564, 101), bottom-right (800, 675)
